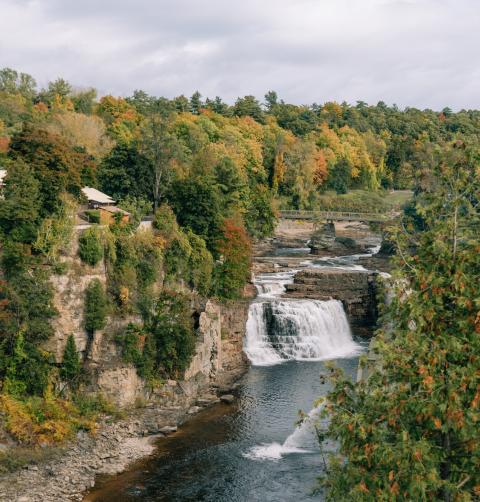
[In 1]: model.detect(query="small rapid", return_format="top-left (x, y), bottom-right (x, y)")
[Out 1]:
top-left (245, 402), bottom-right (325, 461)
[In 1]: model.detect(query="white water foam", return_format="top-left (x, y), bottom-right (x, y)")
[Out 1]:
top-left (245, 403), bottom-right (324, 461)
top-left (244, 302), bottom-right (284, 366)
top-left (244, 299), bottom-right (361, 366)
top-left (255, 270), bottom-right (297, 298)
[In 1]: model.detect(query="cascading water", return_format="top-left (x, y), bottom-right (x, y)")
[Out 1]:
top-left (245, 402), bottom-right (325, 460)
top-left (244, 299), bottom-right (361, 366)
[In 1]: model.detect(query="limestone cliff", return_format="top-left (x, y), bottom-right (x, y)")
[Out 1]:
top-left (45, 230), bottom-right (249, 408)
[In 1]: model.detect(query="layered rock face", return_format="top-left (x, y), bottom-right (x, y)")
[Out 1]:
top-left (46, 231), bottom-right (250, 407)
top-left (309, 222), bottom-right (367, 255)
top-left (285, 268), bottom-right (379, 336)
top-left (220, 300), bottom-right (250, 373)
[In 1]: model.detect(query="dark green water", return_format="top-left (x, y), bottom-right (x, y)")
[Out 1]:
top-left (85, 357), bottom-right (361, 502)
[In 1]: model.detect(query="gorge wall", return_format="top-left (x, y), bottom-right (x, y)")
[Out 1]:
top-left (44, 229), bottom-right (249, 409)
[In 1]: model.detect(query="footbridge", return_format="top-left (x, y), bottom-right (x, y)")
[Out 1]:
top-left (279, 210), bottom-right (396, 223)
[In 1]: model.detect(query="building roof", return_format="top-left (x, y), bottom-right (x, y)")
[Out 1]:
top-left (99, 205), bottom-right (131, 216)
top-left (81, 186), bottom-right (115, 205)
top-left (0, 169), bottom-right (6, 185)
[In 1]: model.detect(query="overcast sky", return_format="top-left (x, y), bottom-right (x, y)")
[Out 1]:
top-left (0, 0), bottom-right (479, 110)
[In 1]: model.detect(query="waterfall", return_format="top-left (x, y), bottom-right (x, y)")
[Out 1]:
top-left (244, 402), bottom-right (325, 460)
top-left (244, 302), bottom-right (284, 366)
top-left (244, 299), bottom-right (361, 366)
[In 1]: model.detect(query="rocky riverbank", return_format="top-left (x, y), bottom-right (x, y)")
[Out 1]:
top-left (0, 371), bottom-right (245, 502)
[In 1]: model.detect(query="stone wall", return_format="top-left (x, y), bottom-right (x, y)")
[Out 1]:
top-left (285, 268), bottom-right (379, 336)
top-left (219, 300), bottom-right (250, 373)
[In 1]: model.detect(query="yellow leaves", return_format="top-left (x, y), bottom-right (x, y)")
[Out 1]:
top-left (0, 393), bottom-right (95, 446)
top-left (119, 286), bottom-right (129, 306)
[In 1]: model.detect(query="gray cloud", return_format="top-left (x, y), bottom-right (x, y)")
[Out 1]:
top-left (0, 0), bottom-right (478, 109)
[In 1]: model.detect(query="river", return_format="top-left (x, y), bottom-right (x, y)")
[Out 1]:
top-left (85, 246), bottom-right (379, 502)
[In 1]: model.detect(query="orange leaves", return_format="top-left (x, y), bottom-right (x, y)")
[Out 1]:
top-left (313, 149), bottom-right (328, 185)
top-left (389, 481), bottom-right (400, 496)
top-left (474, 312), bottom-right (480, 334)
top-left (358, 480), bottom-right (370, 494)
top-left (471, 387), bottom-right (480, 409)
top-left (413, 450), bottom-right (422, 462)
top-left (422, 375), bottom-right (434, 389)
top-left (433, 417), bottom-right (442, 430)
top-left (0, 135), bottom-right (9, 153)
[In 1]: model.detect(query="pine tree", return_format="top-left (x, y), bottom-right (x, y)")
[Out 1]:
top-left (84, 279), bottom-right (108, 334)
top-left (321, 144), bottom-right (480, 501)
top-left (60, 334), bottom-right (81, 388)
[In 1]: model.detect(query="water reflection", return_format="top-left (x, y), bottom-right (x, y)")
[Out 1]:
top-left (86, 357), bottom-right (361, 502)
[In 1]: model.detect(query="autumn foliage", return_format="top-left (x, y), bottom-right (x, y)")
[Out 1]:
top-left (320, 147), bottom-right (480, 501)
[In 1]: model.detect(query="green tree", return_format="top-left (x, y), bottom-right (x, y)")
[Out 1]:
top-left (0, 159), bottom-right (41, 244)
top-left (168, 177), bottom-right (223, 254)
top-left (138, 114), bottom-right (186, 210)
top-left (214, 219), bottom-right (251, 299)
top-left (320, 146), bottom-right (480, 501)
top-left (233, 95), bottom-right (265, 123)
top-left (187, 230), bottom-right (213, 296)
top-left (264, 90), bottom-right (279, 111)
top-left (9, 125), bottom-right (83, 215)
top-left (146, 291), bottom-right (196, 378)
top-left (98, 143), bottom-right (152, 202)
top-left (60, 335), bottom-right (81, 389)
top-left (84, 279), bottom-right (108, 334)
top-left (189, 91), bottom-right (203, 114)
top-left (78, 227), bottom-right (104, 266)
top-left (0, 67), bottom-right (36, 100)
top-left (71, 88), bottom-right (97, 114)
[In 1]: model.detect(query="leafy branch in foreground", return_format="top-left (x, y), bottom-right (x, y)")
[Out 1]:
top-left (320, 142), bottom-right (480, 501)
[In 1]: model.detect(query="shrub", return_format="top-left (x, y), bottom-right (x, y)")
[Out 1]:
top-left (187, 230), bottom-right (213, 296)
top-left (0, 446), bottom-right (61, 474)
top-left (152, 204), bottom-right (178, 238)
top-left (164, 233), bottom-right (192, 283)
top-left (0, 389), bottom-right (95, 446)
top-left (78, 226), bottom-right (103, 266)
top-left (84, 279), bottom-right (108, 334)
top-left (147, 291), bottom-right (196, 378)
top-left (118, 323), bottom-right (155, 381)
top-left (84, 210), bottom-right (100, 224)
top-left (214, 219), bottom-right (251, 299)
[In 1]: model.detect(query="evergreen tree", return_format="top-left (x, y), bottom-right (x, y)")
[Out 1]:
top-left (60, 334), bottom-right (81, 389)
top-left (84, 279), bottom-right (108, 334)
top-left (189, 91), bottom-right (202, 114)
top-left (0, 159), bottom-right (41, 244)
top-left (320, 145), bottom-right (480, 501)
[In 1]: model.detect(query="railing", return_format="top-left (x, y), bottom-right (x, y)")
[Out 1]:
top-left (279, 210), bottom-right (395, 222)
